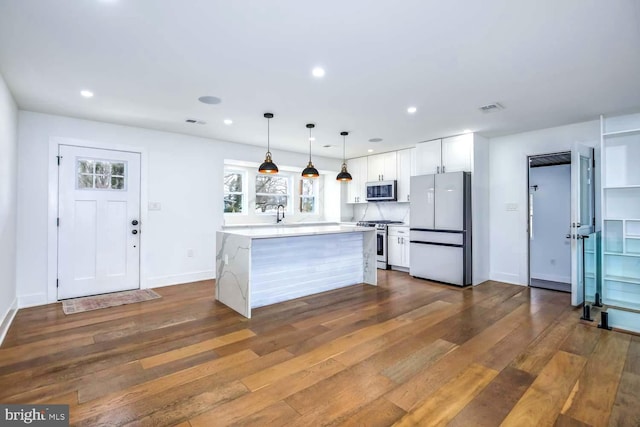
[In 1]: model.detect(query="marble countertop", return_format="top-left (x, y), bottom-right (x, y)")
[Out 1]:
top-left (220, 224), bottom-right (375, 239)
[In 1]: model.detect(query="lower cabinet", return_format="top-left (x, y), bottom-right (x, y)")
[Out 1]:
top-left (388, 226), bottom-right (410, 268)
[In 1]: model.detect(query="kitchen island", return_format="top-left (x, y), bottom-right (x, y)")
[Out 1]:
top-left (215, 225), bottom-right (377, 318)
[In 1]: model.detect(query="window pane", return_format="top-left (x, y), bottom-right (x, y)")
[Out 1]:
top-left (301, 179), bottom-right (314, 196)
top-left (224, 194), bottom-right (243, 213)
top-left (111, 163), bottom-right (125, 176)
top-left (111, 177), bottom-right (124, 190)
top-left (256, 175), bottom-right (288, 195)
top-left (77, 159), bottom-right (95, 174)
top-left (300, 197), bottom-right (315, 213)
top-left (95, 174), bottom-right (110, 188)
top-left (224, 173), bottom-right (243, 193)
top-left (78, 174), bottom-right (93, 188)
top-left (255, 195), bottom-right (287, 213)
top-left (95, 161), bottom-right (108, 174)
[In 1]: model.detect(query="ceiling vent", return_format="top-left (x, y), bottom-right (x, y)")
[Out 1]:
top-left (479, 103), bottom-right (504, 113)
top-left (185, 118), bottom-right (206, 125)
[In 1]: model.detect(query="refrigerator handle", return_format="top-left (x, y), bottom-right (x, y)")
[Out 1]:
top-left (442, 165), bottom-right (445, 173)
top-left (437, 166), bottom-right (440, 174)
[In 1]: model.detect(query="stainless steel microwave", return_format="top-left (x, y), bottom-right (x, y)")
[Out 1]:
top-left (366, 180), bottom-right (397, 201)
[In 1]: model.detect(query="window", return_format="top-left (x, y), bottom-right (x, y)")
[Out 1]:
top-left (255, 175), bottom-right (289, 213)
top-left (224, 170), bottom-right (245, 213)
top-left (299, 178), bottom-right (316, 213)
top-left (77, 159), bottom-right (126, 190)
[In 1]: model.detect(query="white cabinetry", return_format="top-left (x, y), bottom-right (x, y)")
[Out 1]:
top-left (346, 157), bottom-right (368, 203)
top-left (388, 226), bottom-right (410, 269)
top-left (415, 134), bottom-right (472, 175)
top-left (396, 148), bottom-right (416, 203)
top-left (367, 152), bottom-right (397, 182)
top-left (601, 113), bottom-right (640, 333)
top-left (415, 139), bottom-right (442, 175)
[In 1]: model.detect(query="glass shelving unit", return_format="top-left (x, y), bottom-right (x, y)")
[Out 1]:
top-left (601, 113), bottom-right (640, 332)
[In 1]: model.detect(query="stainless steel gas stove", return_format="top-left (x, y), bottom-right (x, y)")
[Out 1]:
top-left (356, 220), bottom-right (404, 269)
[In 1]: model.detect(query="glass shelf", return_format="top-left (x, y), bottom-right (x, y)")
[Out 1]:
top-left (604, 275), bottom-right (640, 285)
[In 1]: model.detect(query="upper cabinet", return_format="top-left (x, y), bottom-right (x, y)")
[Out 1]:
top-left (367, 152), bottom-right (397, 182)
top-left (396, 148), bottom-right (416, 203)
top-left (415, 134), bottom-right (472, 175)
top-left (346, 157), bottom-right (368, 203)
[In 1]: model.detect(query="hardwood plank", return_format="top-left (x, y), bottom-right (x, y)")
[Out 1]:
top-left (607, 371), bottom-right (640, 427)
top-left (139, 328), bottom-right (256, 369)
top-left (447, 367), bottom-right (535, 427)
top-left (554, 414), bottom-right (592, 426)
top-left (559, 323), bottom-right (602, 357)
top-left (227, 401), bottom-right (299, 427)
top-left (623, 334), bottom-right (640, 375)
top-left (380, 338), bottom-right (457, 383)
top-left (561, 331), bottom-right (631, 426)
top-left (393, 363), bottom-right (498, 426)
top-left (328, 396), bottom-right (406, 427)
top-left (500, 351), bottom-right (587, 427)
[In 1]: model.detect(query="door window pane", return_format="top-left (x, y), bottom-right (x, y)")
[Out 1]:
top-left (580, 155), bottom-right (593, 226)
top-left (76, 158), bottom-right (127, 191)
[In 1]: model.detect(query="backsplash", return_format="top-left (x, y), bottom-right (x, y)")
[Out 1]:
top-left (352, 202), bottom-right (410, 224)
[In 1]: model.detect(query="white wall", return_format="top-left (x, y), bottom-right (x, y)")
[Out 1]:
top-left (16, 111), bottom-right (342, 306)
top-left (529, 164), bottom-right (571, 283)
top-left (489, 120), bottom-right (600, 285)
top-left (0, 72), bottom-right (18, 342)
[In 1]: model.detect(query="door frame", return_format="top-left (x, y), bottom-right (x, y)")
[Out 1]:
top-left (47, 137), bottom-right (148, 303)
top-left (526, 151), bottom-right (572, 293)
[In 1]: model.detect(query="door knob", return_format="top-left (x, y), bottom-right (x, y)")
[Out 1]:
top-left (132, 229), bottom-right (138, 235)
top-left (132, 220), bottom-right (139, 226)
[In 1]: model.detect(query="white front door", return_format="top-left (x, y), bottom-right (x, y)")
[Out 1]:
top-left (570, 144), bottom-right (595, 306)
top-left (58, 145), bottom-right (141, 299)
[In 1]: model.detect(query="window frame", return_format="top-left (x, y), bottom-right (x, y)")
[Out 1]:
top-left (254, 173), bottom-right (293, 215)
top-left (298, 177), bottom-right (318, 214)
top-left (223, 168), bottom-right (247, 214)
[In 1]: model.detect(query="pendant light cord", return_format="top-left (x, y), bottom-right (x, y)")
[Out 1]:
top-left (267, 118), bottom-right (271, 154)
top-left (309, 128), bottom-right (312, 162)
top-left (342, 134), bottom-right (346, 162)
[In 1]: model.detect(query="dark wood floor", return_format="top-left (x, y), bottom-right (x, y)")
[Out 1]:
top-left (1, 271), bottom-right (638, 426)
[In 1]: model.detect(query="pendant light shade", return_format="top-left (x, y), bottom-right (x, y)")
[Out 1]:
top-left (258, 113), bottom-right (278, 174)
top-left (336, 131), bottom-right (353, 181)
top-left (302, 123), bottom-right (319, 178)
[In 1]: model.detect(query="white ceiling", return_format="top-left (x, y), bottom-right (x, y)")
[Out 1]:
top-left (0, 0), bottom-right (639, 158)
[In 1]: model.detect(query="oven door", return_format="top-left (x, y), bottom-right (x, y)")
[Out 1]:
top-left (376, 230), bottom-right (387, 268)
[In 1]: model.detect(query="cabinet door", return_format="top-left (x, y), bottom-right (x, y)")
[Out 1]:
top-left (415, 139), bottom-right (442, 175)
top-left (382, 152), bottom-right (397, 181)
top-left (347, 157), bottom-right (367, 203)
top-left (367, 154), bottom-right (384, 181)
top-left (402, 236), bottom-right (410, 268)
top-left (387, 234), bottom-right (403, 267)
top-left (442, 134), bottom-right (472, 173)
top-left (396, 149), bottom-right (414, 203)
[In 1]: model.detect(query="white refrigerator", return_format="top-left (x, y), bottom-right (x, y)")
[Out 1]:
top-left (409, 171), bottom-right (472, 286)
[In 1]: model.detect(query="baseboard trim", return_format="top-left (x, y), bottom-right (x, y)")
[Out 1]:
top-left (531, 274), bottom-right (571, 284)
top-left (0, 298), bottom-right (18, 347)
top-left (489, 271), bottom-right (524, 286)
top-left (18, 293), bottom-right (49, 308)
top-left (144, 270), bottom-right (215, 289)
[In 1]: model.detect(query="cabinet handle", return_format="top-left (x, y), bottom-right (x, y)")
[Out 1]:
top-left (437, 166), bottom-right (440, 174)
top-left (407, 194), bottom-right (410, 201)
top-left (442, 165), bottom-right (445, 173)
top-left (398, 237), bottom-right (400, 244)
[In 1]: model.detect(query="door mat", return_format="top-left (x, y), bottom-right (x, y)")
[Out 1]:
top-left (62, 289), bottom-right (162, 314)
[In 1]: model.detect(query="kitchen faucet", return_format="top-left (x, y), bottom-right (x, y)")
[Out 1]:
top-left (276, 204), bottom-right (285, 223)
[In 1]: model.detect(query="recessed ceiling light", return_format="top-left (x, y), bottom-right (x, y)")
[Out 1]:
top-left (368, 138), bottom-right (383, 143)
top-left (368, 149), bottom-right (374, 153)
top-left (80, 90), bottom-right (94, 98)
top-left (224, 119), bottom-right (233, 125)
top-left (407, 106), bottom-right (417, 114)
top-left (198, 96), bottom-right (222, 105)
top-left (312, 67), bottom-right (325, 78)
top-left (309, 137), bottom-right (316, 141)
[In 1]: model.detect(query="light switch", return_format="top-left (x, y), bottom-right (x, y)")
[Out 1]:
top-left (506, 203), bottom-right (518, 211)
top-left (148, 201), bottom-right (162, 211)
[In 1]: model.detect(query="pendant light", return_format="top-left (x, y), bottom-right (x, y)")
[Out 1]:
top-left (302, 123), bottom-right (319, 178)
top-left (258, 113), bottom-right (278, 174)
top-left (336, 131), bottom-right (353, 181)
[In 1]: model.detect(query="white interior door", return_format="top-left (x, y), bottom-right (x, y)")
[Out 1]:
top-left (570, 144), bottom-right (595, 306)
top-left (58, 145), bottom-right (141, 299)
